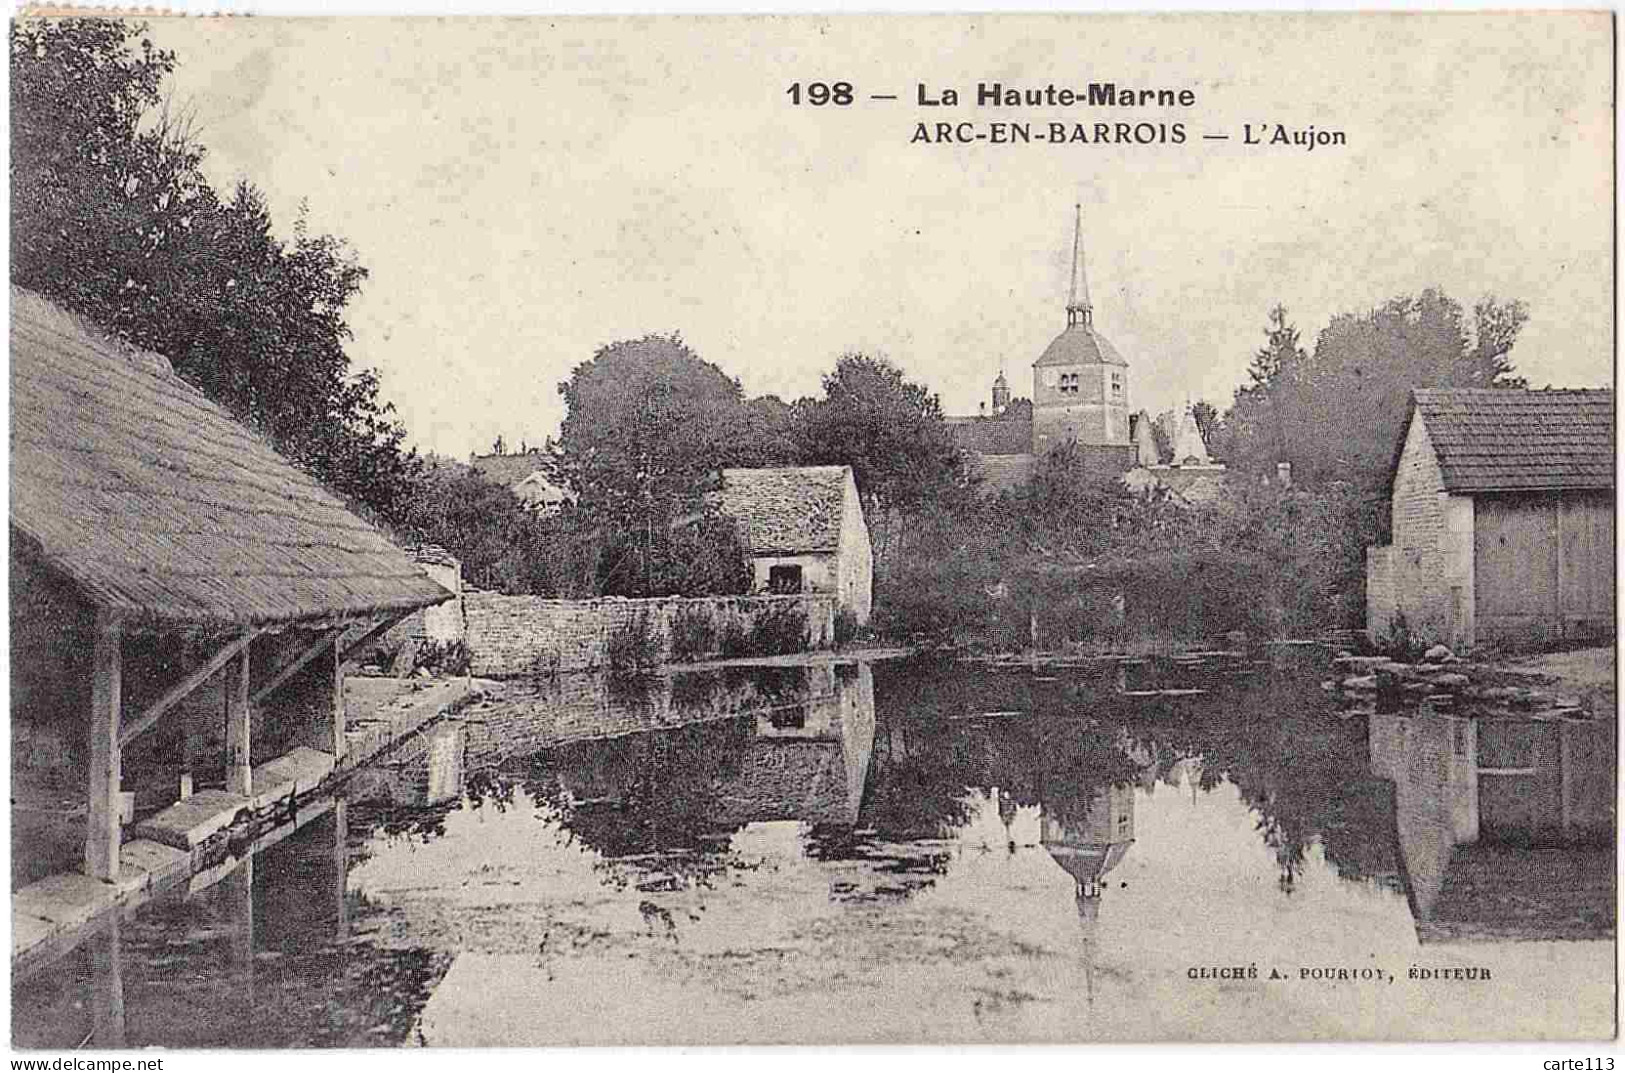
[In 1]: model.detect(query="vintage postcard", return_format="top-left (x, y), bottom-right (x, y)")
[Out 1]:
top-left (8, 11), bottom-right (1616, 1052)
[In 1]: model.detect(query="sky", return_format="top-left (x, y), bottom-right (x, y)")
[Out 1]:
top-left (137, 14), bottom-right (1614, 460)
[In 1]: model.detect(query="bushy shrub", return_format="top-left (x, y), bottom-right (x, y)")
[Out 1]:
top-left (719, 616), bottom-right (750, 658)
top-left (1379, 610), bottom-right (1429, 663)
top-left (747, 601), bottom-right (808, 656)
top-left (412, 638), bottom-right (472, 676)
top-left (833, 607), bottom-right (861, 649)
top-left (607, 610), bottom-right (662, 673)
top-left (668, 602), bottom-right (718, 662)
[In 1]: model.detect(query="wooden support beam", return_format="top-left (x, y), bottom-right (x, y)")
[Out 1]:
top-left (119, 628), bottom-right (263, 749)
top-left (86, 609), bottom-right (124, 881)
top-left (337, 610), bottom-right (414, 665)
top-left (251, 628), bottom-right (342, 706)
top-left (225, 646), bottom-right (252, 798)
top-left (332, 632), bottom-right (347, 760)
top-left (90, 915), bottom-right (126, 1047)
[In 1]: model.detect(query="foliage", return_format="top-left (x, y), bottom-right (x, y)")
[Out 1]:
top-left (832, 607), bottom-right (861, 649)
top-left (668, 602), bottom-right (719, 663)
top-left (606, 610), bottom-right (662, 673)
top-left (793, 352), bottom-right (971, 565)
top-left (746, 602), bottom-right (809, 656)
top-left (10, 19), bottom-right (421, 525)
top-left (718, 616), bottom-right (751, 659)
top-left (1219, 291), bottom-right (1527, 490)
top-left (412, 639), bottom-right (471, 677)
top-left (552, 334), bottom-right (747, 529)
top-left (596, 510), bottom-right (752, 599)
top-left (398, 460), bottom-right (597, 596)
top-left (1378, 610), bottom-right (1430, 663)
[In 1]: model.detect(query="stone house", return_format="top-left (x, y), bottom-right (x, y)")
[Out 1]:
top-left (10, 287), bottom-right (452, 883)
top-left (469, 448), bottom-right (572, 512)
top-left (715, 465), bottom-right (873, 624)
top-left (1366, 388), bottom-right (1613, 652)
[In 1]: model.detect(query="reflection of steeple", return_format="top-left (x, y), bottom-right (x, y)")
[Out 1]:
top-left (997, 787), bottom-right (1018, 853)
top-left (1041, 783), bottom-right (1135, 909)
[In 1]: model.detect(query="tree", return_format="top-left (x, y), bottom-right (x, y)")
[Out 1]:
top-left (1190, 399), bottom-right (1221, 452)
top-left (1220, 290), bottom-right (1527, 490)
top-left (11, 19), bottom-right (421, 525)
top-left (1218, 304), bottom-right (1308, 472)
top-left (794, 353), bottom-right (969, 563)
top-left (552, 333), bottom-right (751, 526)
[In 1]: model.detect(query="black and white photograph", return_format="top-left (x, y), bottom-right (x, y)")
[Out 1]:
top-left (7, 11), bottom-right (1616, 1050)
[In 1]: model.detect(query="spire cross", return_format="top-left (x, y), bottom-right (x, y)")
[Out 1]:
top-left (1066, 203), bottom-right (1093, 328)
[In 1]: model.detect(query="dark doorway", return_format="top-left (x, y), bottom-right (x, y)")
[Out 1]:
top-left (768, 564), bottom-right (804, 594)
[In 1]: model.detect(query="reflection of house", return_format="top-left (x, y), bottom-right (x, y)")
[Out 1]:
top-left (469, 449), bottom-right (572, 512)
top-left (547, 662), bottom-right (877, 833)
top-left (1369, 710), bottom-right (1615, 942)
top-left (1366, 389), bottom-right (1614, 651)
top-left (719, 663), bottom-right (877, 827)
top-left (1040, 783), bottom-right (1135, 917)
top-left (716, 465), bottom-right (873, 624)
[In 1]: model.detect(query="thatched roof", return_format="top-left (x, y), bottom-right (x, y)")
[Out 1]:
top-left (10, 287), bottom-right (452, 628)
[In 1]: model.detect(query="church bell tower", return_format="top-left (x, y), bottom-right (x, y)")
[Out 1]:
top-left (1031, 206), bottom-right (1131, 453)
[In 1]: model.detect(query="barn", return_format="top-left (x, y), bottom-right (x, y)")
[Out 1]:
top-left (1366, 388), bottom-right (1613, 652)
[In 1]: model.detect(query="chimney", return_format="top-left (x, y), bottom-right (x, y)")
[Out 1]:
top-left (979, 401), bottom-right (987, 417)
top-left (1276, 461), bottom-right (1292, 487)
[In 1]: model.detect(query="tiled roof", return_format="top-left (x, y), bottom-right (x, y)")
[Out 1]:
top-left (469, 450), bottom-right (550, 487)
top-left (946, 416), bottom-right (1033, 454)
top-left (1033, 323), bottom-right (1128, 368)
top-left (717, 465), bottom-right (852, 555)
top-left (1411, 389), bottom-right (1613, 492)
top-left (10, 287), bottom-right (452, 627)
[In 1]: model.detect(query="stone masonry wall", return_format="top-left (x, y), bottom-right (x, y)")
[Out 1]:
top-left (1381, 413), bottom-right (1471, 648)
top-left (464, 592), bottom-right (837, 678)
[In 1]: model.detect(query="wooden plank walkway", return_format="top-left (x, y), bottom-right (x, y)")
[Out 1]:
top-left (12, 676), bottom-right (469, 977)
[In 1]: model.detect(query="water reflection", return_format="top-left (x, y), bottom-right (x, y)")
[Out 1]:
top-left (13, 656), bottom-right (1616, 1047)
top-left (1370, 710), bottom-right (1615, 943)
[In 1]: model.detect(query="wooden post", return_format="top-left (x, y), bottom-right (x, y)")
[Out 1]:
top-left (225, 645), bottom-right (252, 797)
top-left (333, 798), bottom-right (349, 938)
top-left (332, 632), bottom-right (346, 760)
top-left (86, 609), bottom-right (123, 880)
top-left (90, 914), bottom-right (125, 1047)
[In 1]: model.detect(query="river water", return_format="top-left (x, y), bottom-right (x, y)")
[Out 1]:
top-left (13, 657), bottom-right (1616, 1046)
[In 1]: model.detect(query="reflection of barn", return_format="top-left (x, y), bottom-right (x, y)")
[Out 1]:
top-left (1369, 711), bottom-right (1615, 942)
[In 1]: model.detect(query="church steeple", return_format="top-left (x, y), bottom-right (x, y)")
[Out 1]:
top-left (1066, 203), bottom-right (1092, 328)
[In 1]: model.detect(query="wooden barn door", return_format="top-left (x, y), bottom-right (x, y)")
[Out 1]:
top-left (1557, 493), bottom-right (1615, 633)
top-left (1474, 496), bottom-right (1559, 646)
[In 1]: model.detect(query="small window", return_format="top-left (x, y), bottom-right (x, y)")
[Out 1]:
top-left (1059, 372), bottom-right (1080, 395)
top-left (768, 564), bottom-right (804, 594)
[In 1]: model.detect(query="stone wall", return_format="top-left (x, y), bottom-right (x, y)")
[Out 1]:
top-left (380, 547), bottom-right (465, 658)
top-left (1370, 414), bottom-right (1474, 649)
top-left (463, 592), bottom-right (837, 678)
